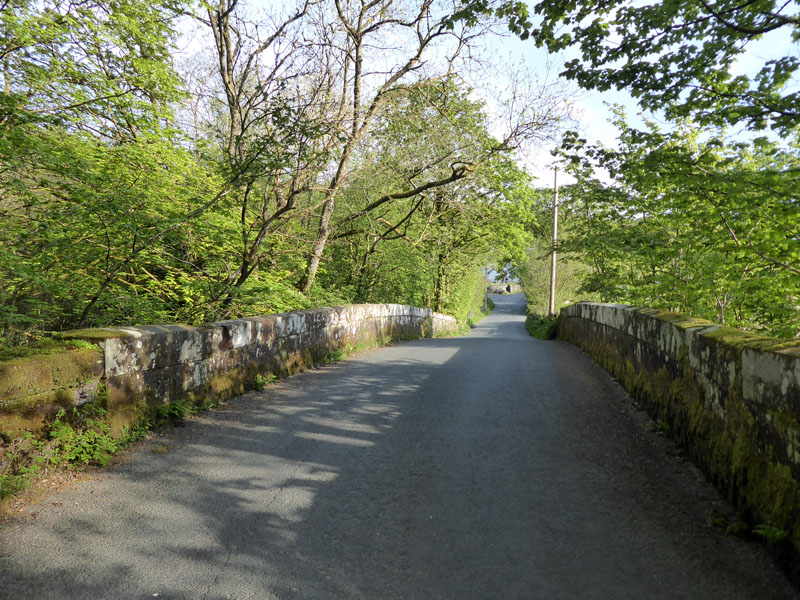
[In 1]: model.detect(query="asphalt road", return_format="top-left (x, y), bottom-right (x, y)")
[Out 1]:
top-left (1, 293), bottom-right (797, 599)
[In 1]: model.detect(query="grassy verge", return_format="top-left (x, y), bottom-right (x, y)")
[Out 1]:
top-left (525, 312), bottom-right (559, 340)
top-left (2, 405), bottom-right (122, 505)
top-left (466, 296), bottom-right (495, 328)
top-left (0, 393), bottom-right (230, 509)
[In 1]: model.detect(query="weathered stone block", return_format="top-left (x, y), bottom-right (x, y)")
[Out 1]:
top-left (211, 320), bottom-right (252, 350)
top-left (0, 349), bottom-right (103, 406)
top-left (743, 347), bottom-right (800, 414)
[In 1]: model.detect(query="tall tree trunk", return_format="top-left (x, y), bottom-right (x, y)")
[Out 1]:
top-left (299, 196), bottom-right (336, 293)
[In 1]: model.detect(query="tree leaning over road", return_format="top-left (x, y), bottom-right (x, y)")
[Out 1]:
top-left (296, 0), bottom-right (535, 294)
top-left (464, 0), bottom-right (800, 133)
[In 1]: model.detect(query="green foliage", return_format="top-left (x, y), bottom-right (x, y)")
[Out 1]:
top-left (525, 313), bottom-right (559, 340)
top-left (554, 115), bottom-right (800, 338)
top-left (120, 419), bottom-right (152, 445)
top-left (319, 79), bottom-right (538, 322)
top-left (154, 400), bottom-right (191, 427)
top-left (518, 188), bottom-right (595, 316)
top-left (526, 0), bottom-right (800, 133)
top-left (0, 4), bottom-right (545, 350)
top-left (467, 295), bottom-right (495, 328)
top-left (1, 0), bottom-right (185, 134)
top-left (324, 348), bottom-right (345, 364)
top-left (754, 524), bottom-right (791, 543)
top-left (0, 430), bottom-right (42, 499)
top-left (1, 404), bottom-right (122, 496)
top-left (47, 407), bottom-right (120, 467)
top-left (0, 472), bottom-right (32, 500)
top-left (253, 373), bottom-right (277, 390)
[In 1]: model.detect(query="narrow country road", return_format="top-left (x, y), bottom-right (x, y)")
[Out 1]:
top-left (1, 294), bottom-right (796, 599)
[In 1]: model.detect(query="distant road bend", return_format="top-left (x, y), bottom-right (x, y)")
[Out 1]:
top-left (1, 293), bottom-right (796, 599)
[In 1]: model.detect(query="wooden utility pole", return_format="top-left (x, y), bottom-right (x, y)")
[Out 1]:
top-left (548, 168), bottom-right (559, 317)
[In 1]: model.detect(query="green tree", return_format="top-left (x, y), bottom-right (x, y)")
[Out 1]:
top-left (0, 0), bottom-right (216, 341)
top-left (297, 0), bottom-right (503, 293)
top-left (1, 0), bottom-right (184, 136)
top-left (556, 114), bottom-right (800, 337)
top-left (191, 0), bottom-right (328, 315)
top-left (313, 77), bottom-right (544, 318)
top-left (518, 186), bottom-right (592, 316)
top-left (526, 0), bottom-right (799, 133)
top-left (0, 0), bottom-right (567, 344)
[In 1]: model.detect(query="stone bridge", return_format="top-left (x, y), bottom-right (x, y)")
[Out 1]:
top-left (1, 295), bottom-right (799, 598)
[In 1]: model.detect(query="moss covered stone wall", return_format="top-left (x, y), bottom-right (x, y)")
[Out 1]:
top-left (560, 302), bottom-right (800, 572)
top-left (1, 304), bottom-right (458, 440)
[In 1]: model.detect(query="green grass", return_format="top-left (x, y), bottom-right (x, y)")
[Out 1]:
top-left (46, 406), bottom-right (120, 467)
top-left (253, 373), bottom-right (277, 390)
top-left (324, 348), bottom-right (345, 363)
top-left (466, 296), bottom-right (495, 329)
top-left (525, 313), bottom-right (559, 340)
top-left (0, 405), bottom-right (124, 502)
top-left (0, 400), bottom-right (185, 503)
top-left (753, 524), bottom-right (790, 543)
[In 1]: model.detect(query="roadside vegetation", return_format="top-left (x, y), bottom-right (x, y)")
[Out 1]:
top-left (518, 191), bottom-right (593, 338)
top-left (0, 385), bottom-right (241, 506)
top-left (0, 0), bottom-right (570, 354)
top-left (524, 314), bottom-right (559, 340)
top-left (515, 0), bottom-right (799, 339)
top-left (520, 121), bottom-right (800, 340)
top-left (5, 0), bottom-right (796, 347)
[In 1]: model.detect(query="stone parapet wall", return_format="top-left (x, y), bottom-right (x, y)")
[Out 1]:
top-left (1, 304), bottom-right (459, 438)
top-left (560, 302), bottom-right (800, 570)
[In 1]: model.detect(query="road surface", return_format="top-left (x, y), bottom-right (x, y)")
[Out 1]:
top-left (1, 294), bottom-right (796, 599)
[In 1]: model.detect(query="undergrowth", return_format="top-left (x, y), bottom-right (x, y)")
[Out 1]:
top-left (0, 397), bottom-right (213, 504)
top-left (1, 405), bottom-right (124, 502)
top-left (46, 406), bottom-right (120, 467)
top-left (525, 311), bottom-right (559, 340)
top-left (466, 296), bottom-right (495, 329)
top-left (2, 367), bottom-right (289, 504)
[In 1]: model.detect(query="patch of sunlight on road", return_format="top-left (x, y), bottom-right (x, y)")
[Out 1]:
top-left (294, 431), bottom-right (376, 447)
top-left (300, 416), bottom-right (383, 435)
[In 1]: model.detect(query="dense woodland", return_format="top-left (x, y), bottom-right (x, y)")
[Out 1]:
top-left (1, 0), bottom-right (798, 347)
top-left (0, 0), bottom-right (563, 347)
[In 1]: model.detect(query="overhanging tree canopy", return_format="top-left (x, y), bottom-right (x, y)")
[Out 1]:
top-left (530, 0), bottom-right (800, 133)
